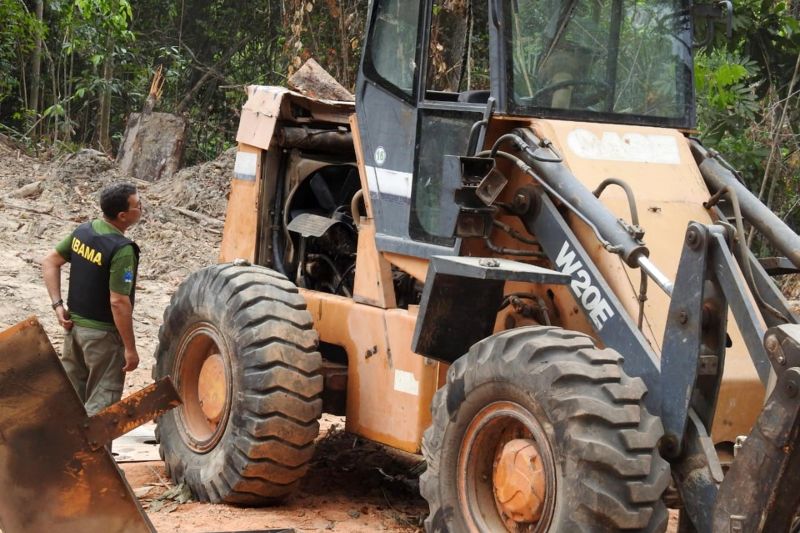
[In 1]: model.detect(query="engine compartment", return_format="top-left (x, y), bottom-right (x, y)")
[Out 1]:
top-left (262, 127), bottom-right (423, 309)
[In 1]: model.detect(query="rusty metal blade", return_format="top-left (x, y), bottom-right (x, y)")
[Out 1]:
top-left (712, 325), bottom-right (800, 532)
top-left (85, 377), bottom-right (181, 451)
top-left (0, 317), bottom-right (157, 533)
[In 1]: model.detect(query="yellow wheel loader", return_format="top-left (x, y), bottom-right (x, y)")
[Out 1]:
top-left (153, 0), bottom-right (800, 531)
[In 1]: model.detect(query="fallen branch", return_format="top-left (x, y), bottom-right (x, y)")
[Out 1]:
top-left (7, 181), bottom-right (43, 199)
top-left (129, 177), bottom-right (152, 189)
top-left (146, 464), bottom-right (171, 488)
top-left (0, 131), bottom-right (28, 152)
top-left (169, 206), bottom-right (224, 227)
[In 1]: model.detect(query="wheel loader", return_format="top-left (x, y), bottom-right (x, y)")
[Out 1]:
top-left (153, 0), bottom-right (800, 531)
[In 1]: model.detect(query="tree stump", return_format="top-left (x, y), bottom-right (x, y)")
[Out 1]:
top-left (116, 112), bottom-right (188, 182)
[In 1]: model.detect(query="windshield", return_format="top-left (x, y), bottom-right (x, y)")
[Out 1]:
top-left (507, 0), bottom-right (693, 126)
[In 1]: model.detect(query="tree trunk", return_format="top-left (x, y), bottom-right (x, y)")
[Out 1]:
top-left (47, 51), bottom-right (58, 143)
top-left (96, 34), bottom-right (114, 152)
top-left (64, 39), bottom-right (74, 143)
top-left (28, 0), bottom-right (44, 137)
top-left (428, 0), bottom-right (469, 92)
top-left (338, 0), bottom-right (350, 88)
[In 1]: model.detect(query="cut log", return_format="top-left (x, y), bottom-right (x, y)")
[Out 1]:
top-left (116, 112), bottom-right (188, 182)
top-left (8, 181), bottom-right (43, 199)
top-left (1, 197), bottom-right (66, 220)
top-left (288, 58), bottom-right (354, 102)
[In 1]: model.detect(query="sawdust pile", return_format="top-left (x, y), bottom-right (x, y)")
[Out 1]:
top-left (0, 145), bottom-right (233, 283)
top-left (149, 147), bottom-right (235, 220)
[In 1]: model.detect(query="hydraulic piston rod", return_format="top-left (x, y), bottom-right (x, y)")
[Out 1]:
top-left (501, 129), bottom-right (677, 298)
top-left (638, 256), bottom-right (674, 296)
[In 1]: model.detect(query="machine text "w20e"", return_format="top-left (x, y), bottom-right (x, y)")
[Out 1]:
top-left (555, 241), bottom-right (616, 330)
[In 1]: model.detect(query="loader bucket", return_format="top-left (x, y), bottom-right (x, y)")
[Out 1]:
top-left (0, 317), bottom-right (181, 533)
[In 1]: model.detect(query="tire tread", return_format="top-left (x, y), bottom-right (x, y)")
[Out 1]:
top-left (154, 263), bottom-right (322, 505)
top-left (420, 326), bottom-right (669, 532)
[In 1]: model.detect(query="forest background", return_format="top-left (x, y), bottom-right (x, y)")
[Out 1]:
top-left (1, 0), bottom-right (799, 246)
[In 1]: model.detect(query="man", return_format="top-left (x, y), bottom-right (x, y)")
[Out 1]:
top-left (42, 182), bottom-right (142, 416)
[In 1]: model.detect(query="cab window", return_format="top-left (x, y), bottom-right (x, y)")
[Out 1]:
top-left (426, 0), bottom-right (491, 100)
top-left (509, 0), bottom-right (693, 120)
top-left (367, 0), bottom-right (421, 97)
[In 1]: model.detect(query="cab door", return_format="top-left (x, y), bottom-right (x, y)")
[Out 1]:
top-left (410, 0), bottom-right (494, 248)
top-left (356, 0), bottom-right (448, 258)
top-left (356, 0), bottom-right (497, 258)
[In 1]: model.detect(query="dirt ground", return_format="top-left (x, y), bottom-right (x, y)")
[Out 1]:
top-left (121, 415), bottom-right (426, 532)
top-left (0, 138), bottom-right (796, 532)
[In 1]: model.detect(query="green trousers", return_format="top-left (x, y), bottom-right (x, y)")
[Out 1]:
top-left (60, 325), bottom-right (125, 416)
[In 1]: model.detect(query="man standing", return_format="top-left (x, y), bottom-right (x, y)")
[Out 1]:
top-left (42, 182), bottom-right (142, 416)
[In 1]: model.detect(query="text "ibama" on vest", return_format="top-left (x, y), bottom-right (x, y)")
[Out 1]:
top-left (71, 237), bottom-right (103, 266)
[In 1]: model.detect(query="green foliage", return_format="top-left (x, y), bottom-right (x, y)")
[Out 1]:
top-left (0, 0), bottom-right (45, 115)
top-left (695, 50), bottom-right (761, 142)
top-left (0, 0), bottom-right (372, 159)
top-left (694, 0), bottom-right (800, 237)
top-left (721, 0), bottom-right (800, 96)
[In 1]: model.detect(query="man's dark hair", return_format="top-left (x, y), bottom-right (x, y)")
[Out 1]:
top-left (100, 183), bottom-right (137, 220)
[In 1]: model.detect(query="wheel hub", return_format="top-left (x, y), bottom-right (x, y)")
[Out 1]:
top-left (493, 438), bottom-right (547, 523)
top-left (197, 353), bottom-right (225, 424)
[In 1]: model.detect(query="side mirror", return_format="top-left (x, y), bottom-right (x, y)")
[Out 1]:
top-left (693, 0), bottom-right (734, 48)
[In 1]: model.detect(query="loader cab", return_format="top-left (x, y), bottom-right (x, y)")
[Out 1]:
top-left (355, 0), bottom-right (695, 259)
top-left (498, 0), bottom-right (695, 127)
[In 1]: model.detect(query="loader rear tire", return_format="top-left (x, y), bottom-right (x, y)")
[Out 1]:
top-left (421, 326), bottom-right (670, 532)
top-left (153, 263), bottom-right (323, 504)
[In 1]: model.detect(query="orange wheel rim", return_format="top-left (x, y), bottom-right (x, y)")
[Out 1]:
top-left (174, 323), bottom-right (231, 453)
top-left (457, 401), bottom-right (556, 532)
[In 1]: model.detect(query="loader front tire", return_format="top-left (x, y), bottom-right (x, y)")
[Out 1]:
top-left (421, 326), bottom-right (670, 532)
top-left (154, 263), bottom-right (322, 504)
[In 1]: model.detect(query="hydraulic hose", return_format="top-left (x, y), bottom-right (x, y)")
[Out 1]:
top-left (478, 146), bottom-right (675, 297)
top-left (350, 189), bottom-right (364, 230)
top-left (593, 178), bottom-right (649, 330)
top-left (476, 148), bottom-right (618, 254)
top-left (512, 128), bottom-right (650, 268)
top-left (705, 186), bottom-right (789, 324)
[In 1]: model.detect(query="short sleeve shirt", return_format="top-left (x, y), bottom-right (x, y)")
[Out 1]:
top-left (55, 219), bottom-right (137, 330)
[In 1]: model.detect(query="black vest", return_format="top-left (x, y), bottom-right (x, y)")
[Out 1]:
top-left (66, 222), bottom-right (140, 323)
